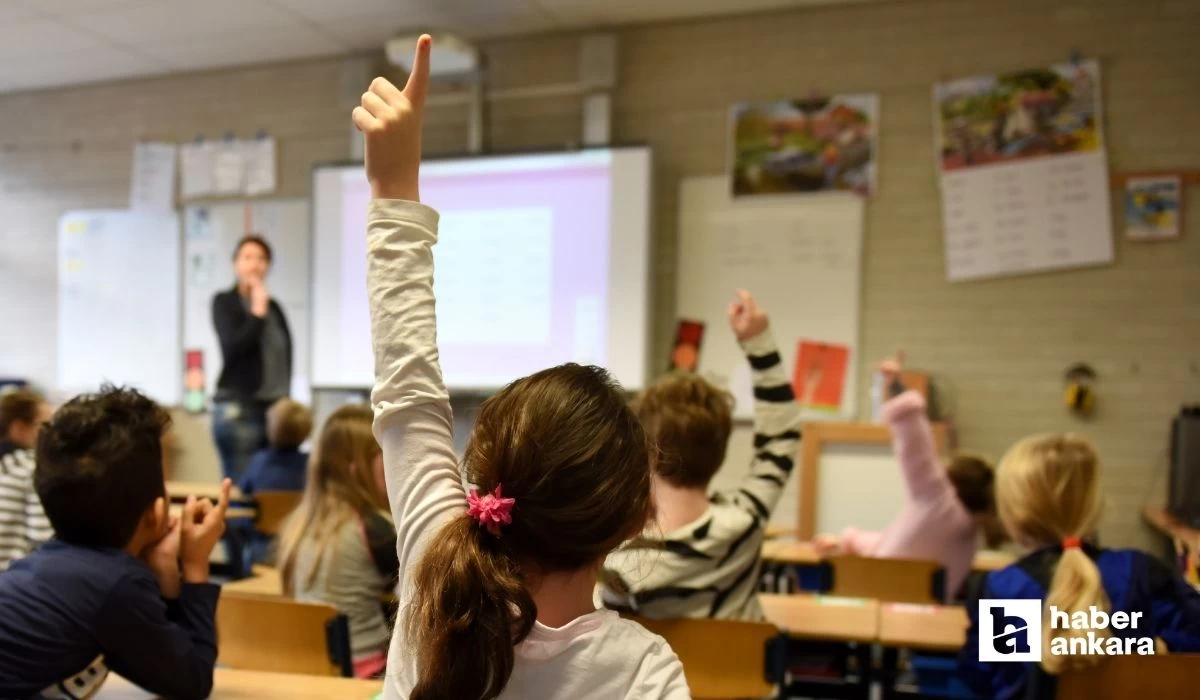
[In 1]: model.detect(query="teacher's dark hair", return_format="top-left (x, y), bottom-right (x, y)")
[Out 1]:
top-left (233, 235), bottom-right (272, 263)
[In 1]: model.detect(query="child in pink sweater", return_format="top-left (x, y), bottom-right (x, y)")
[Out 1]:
top-left (814, 356), bottom-right (998, 599)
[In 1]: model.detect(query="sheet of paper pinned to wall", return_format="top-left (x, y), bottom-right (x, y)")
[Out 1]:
top-left (211, 140), bottom-right (244, 195)
top-left (934, 59), bottom-right (1113, 282)
top-left (57, 211), bottom-right (181, 405)
top-left (243, 137), bottom-right (277, 196)
top-left (129, 142), bottom-right (178, 212)
top-left (676, 175), bottom-right (864, 420)
top-left (180, 141), bottom-right (214, 199)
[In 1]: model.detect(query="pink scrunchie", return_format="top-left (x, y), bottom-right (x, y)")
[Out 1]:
top-left (467, 485), bottom-right (516, 536)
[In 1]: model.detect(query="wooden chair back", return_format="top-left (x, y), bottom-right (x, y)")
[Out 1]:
top-left (253, 490), bottom-right (304, 536)
top-left (823, 555), bottom-right (945, 604)
top-left (632, 616), bottom-right (778, 699)
top-left (216, 592), bottom-right (351, 676)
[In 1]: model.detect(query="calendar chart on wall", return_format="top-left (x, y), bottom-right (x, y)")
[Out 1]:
top-left (934, 59), bottom-right (1113, 282)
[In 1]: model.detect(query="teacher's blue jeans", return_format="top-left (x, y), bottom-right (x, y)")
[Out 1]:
top-left (211, 399), bottom-right (268, 483)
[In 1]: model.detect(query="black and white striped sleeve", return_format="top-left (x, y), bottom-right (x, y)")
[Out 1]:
top-left (726, 330), bottom-right (802, 522)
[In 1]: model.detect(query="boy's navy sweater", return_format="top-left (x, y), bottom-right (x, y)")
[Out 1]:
top-left (0, 539), bottom-right (219, 700)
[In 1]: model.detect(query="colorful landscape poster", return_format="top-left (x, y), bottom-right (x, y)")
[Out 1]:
top-left (1125, 175), bottom-right (1182, 240)
top-left (731, 95), bottom-right (878, 197)
top-left (934, 59), bottom-right (1102, 172)
top-left (792, 340), bottom-right (850, 413)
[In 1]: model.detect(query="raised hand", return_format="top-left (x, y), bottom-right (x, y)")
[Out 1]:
top-left (249, 279), bottom-right (269, 318)
top-left (727, 289), bottom-right (769, 342)
top-left (180, 479), bottom-right (231, 583)
top-left (879, 350), bottom-right (905, 396)
top-left (353, 35), bottom-right (432, 202)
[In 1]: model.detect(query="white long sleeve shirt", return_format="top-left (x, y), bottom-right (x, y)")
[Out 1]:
top-left (365, 200), bottom-right (690, 700)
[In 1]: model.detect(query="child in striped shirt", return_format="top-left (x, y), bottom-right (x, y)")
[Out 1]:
top-left (0, 388), bottom-right (54, 571)
top-left (601, 290), bottom-right (803, 620)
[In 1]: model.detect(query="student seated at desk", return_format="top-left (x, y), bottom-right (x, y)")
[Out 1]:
top-left (276, 404), bottom-right (397, 679)
top-left (0, 388), bottom-right (54, 571)
top-left (238, 397), bottom-right (312, 495)
top-left (356, 43), bottom-right (688, 699)
top-left (960, 434), bottom-right (1200, 700)
top-left (812, 353), bottom-right (1000, 600)
top-left (601, 290), bottom-right (803, 620)
top-left (0, 386), bottom-right (230, 700)
top-left (235, 398), bottom-right (312, 566)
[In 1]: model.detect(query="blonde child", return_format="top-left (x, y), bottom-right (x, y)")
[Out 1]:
top-left (277, 404), bottom-right (397, 679)
top-left (813, 354), bottom-right (999, 599)
top-left (353, 36), bottom-right (688, 699)
top-left (960, 434), bottom-right (1200, 698)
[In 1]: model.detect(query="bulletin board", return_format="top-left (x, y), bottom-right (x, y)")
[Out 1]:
top-left (675, 175), bottom-right (865, 420)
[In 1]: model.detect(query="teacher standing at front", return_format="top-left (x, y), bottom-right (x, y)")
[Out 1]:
top-left (211, 235), bottom-right (293, 481)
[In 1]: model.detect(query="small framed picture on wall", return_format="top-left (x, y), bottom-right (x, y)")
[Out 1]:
top-left (1124, 174), bottom-right (1183, 240)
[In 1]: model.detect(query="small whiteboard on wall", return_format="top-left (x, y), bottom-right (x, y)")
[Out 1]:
top-left (182, 200), bottom-right (311, 404)
top-left (57, 210), bottom-right (181, 405)
top-left (676, 176), bottom-right (864, 420)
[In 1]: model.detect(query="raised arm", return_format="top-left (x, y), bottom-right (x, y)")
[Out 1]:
top-left (723, 290), bottom-right (803, 522)
top-left (878, 355), bottom-right (946, 502)
top-left (355, 37), bottom-right (466, 593)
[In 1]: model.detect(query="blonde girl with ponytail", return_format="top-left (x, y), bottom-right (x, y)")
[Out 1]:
top-left (354, 37), bottom-right (689, 700)
top-left (960, 434), bottom-right (1200, 699)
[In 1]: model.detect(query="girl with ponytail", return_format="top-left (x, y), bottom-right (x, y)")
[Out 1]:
top-left (354, 37), bottom-right (689, 700)
top-left (960, 434), bottom-right (1200, 699)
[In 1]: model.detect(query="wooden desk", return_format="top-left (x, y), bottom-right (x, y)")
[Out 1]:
top-left (759, 593), bottom-right (878, 643)
top-left (96, 669), bottom-right (382, 699)
top-left (877, 603), bottom-right (969, 652)
top-left (169, 503), bottom-right (256, 521)
top-left (167, 481), bottom-right (247, 503)
top-left (224, 570), bottom-right (283, 596)
top-left (764, 524), bottom-right (795, 540)
top-left (760, 540), bottom-right (1016, 574)
top-left (1143, 506), bottom-right (1200, 552)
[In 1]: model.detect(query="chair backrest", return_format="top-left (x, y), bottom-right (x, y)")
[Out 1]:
top-left (254, 490), bottom-right (304, 536)
top-left (216, 591), bottom-right (352, 677)
top-left (823, 555), bottom-right (945, 604)
top-left (1056, 654), bottom-right (1199, 699)
top-left (632, 617), bottom-right (778, 699)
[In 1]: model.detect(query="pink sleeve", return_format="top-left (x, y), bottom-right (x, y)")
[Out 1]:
top-left (882, 390), bottom-right (948, 501)
top-left (840, 527), bottom-right (883, 556)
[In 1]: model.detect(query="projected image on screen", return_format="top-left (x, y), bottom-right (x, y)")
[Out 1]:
top-left (313, 148), bottom-right (650, 391)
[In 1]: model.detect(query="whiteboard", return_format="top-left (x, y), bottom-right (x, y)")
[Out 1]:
top-left (182, 200), bottom-right (311, 405)
top-left (57, 210), bottom-right (181, 405)
top-left (676, 176), bottom-right (864, 420)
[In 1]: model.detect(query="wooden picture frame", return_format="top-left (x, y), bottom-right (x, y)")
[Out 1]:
top-left (797, 421), bottom-right (951, 540)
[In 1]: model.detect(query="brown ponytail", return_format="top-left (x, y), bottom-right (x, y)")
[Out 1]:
top-left (406, 364), bottom-right (653, 700)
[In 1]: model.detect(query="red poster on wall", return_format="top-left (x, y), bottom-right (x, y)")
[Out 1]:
top-left (792, 340), bottom-right (850, 413)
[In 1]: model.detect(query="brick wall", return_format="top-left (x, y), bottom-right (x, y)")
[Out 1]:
top-left (2, 0), bottom-right (1198, 548)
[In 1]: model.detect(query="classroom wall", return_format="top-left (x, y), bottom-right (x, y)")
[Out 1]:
top-left (2, 0), bottom-right (1197, 549)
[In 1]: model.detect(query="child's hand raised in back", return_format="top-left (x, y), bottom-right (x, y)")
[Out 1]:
top-left (180, 479), bottom-right (231, 584)
top-left (879, 350), bottom-right (906, 398)
top-left (727, 289), bottom-right (768, 342)
top-left (353, 35), bottom-right (431, 202)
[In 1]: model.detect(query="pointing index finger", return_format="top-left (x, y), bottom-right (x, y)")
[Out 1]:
top-left (216, 478), bottom-right (232, 518)
top-left (402, 34), bottom-right (432, 109)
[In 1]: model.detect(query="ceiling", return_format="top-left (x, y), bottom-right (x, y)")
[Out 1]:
top-left (0, 0), bottom-right (868, 94)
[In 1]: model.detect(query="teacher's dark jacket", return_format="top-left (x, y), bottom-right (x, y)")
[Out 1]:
top-left (211, 287), bottom-right (292, 400)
